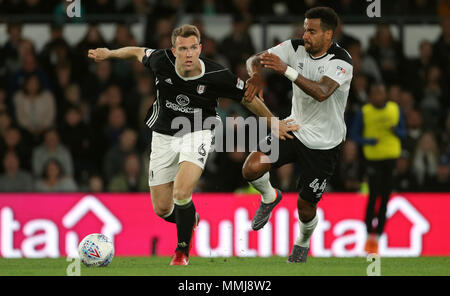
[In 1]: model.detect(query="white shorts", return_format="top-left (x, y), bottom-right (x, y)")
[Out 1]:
top-left (148, 130), bottom-right (213, 186)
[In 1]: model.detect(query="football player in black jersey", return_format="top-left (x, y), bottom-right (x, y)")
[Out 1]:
top-left (88, 24), bottom-right (298, 265)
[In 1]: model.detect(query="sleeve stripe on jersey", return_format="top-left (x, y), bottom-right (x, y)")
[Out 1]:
top-left (204, 69), bottom-right (228, 75)
top-left (164, 50), bottom-right (175, 66)
top-left (146, 94), bottom-right (160, 128)
top-left (291, 39), bottom-right (305, 51)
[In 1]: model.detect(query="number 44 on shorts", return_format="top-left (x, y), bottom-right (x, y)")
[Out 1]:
top-left (309, 178), bottom-right (327, 193)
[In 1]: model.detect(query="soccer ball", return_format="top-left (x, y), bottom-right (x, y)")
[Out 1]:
top-left (78, 233), bottom-right (114, 267)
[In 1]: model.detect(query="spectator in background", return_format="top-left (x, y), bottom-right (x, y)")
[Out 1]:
top-left (108, 153), bottom-right (147, 192)
top-left (346, 73), bottom-right (369, 125)
top-left (219, 14), bottom-right (255, 71)
top-left (10, 40), bottom-right (51, 94)
top-left (83, 59), bottom-right (117, 106)
top-left (393, 151), bottom-right (418, 192)
top-left (39, 24), bottom-right (73, 79)
top-left (0, 151), bottom-right (34, 192)
top-left (32, 128), bottom-right (73, 178)
top-left (13, 74), bottom-right (56, 139)
top-left (438, 0), bottom-right (450, 17)
top-left (2, 22), bottom-right (23, 74)
top-left (103, 105), bottom-right (127, 148)
top-left (367, 24), bottom-right (405, 86)
top-left (110, 23), bottom-right (137, 91)
top-left (331, 140), bottom-right (362, 192)
top-left (350, 83), bottom-right (406, 254)
top-left (88, 174), bottom-right (105, 193)
top-left (0, 126), bottom-right (33, 171)
top-left (0, 105), bottom-right (12, 140)
top-left (412, 131), bottom-right (440, 190)
top-left (103, 128), bottom-right (138, 182)
top-left (420, 66), bottom-right (445, 129)
top-left (432, 17), bottom-right (450, 86)
top-left (407, 40), bottom-right (435, 97)
top-left (35, 158), bottom-right (78, 192)
top-left (438, 113), bottom-right (450, 155)
top-left (346, 40), bottom-right (383, 84)
top-left (403, 109), bottom-right (424, 154)
top-left (59, 106), bottom-right (92, 180)
top-left (333, 20), bottom-right (359, 51)
top-left (74, 24), bottom-right (108, 80)
top-left (427, 154), bottom-right (450, 192)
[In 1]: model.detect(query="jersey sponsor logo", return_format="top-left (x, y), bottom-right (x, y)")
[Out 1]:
top-left (236, 78), bottom-right (245, 90)
top-left (197, 84), bottom-right (206, 94)
top-left (165, 101), bottom-right (199, 113)
top-left (176, 94), bottom-right (190, 106)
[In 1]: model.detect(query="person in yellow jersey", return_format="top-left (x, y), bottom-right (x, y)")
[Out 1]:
top-left (350, 83), bottom-right (406, 254)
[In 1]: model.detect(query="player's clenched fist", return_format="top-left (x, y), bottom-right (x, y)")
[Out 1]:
top-left (88, 48), bottom-right (111, 62)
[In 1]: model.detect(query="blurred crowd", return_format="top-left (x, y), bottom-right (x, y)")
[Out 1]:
top-left (0, 0), bottom-right (449, 193)
top-left (1, 0), bottom-right (450, 18)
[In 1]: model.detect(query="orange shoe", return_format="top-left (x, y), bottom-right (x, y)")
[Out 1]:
top-left (170, 251), bottom-right (189, 266)
top-left (364, 237), bottom-right (379, 254)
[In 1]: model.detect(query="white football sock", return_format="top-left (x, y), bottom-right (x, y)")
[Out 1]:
top-left (295, 214), bottom-right (319, 248)
top-left (249, 172), bottom-right (276, 204)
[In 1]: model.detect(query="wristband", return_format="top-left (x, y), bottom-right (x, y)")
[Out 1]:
top-left (284, 66), bottom-right (299, 82)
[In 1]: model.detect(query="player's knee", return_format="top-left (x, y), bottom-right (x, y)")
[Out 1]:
top-left (173, 188), bottom-right (192, 202)
top-left (297, 196), bottom-right (317, 222)
top-left (242, 153), bottom-right (270, 181)
top-left (153, 204), bottom-right (172, 218)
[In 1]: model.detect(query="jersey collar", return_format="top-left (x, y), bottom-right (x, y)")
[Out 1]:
top-left (308, 42), bottom-right (335, 60)
top-left (175, 59), bottom-right (205, 81)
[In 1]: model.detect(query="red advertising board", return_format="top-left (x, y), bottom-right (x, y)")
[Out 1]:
top-left (0, 193), bottom-right (448, 258)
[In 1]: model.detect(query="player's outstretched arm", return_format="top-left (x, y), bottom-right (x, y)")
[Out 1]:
top-left (88, 47), bottom-right (146, 63)
top-left (260, 52), bottom-right (339, 102)
top-left (241, 96), bottom-right (299, 140)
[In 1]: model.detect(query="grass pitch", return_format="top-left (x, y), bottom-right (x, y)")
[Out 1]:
top-left (0, 256), bottom-right (449, 276)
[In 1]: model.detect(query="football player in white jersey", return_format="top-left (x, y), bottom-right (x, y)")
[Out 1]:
top-left (242, 7), bottom-right (353, 263)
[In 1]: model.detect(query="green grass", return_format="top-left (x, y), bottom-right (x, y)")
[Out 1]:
top-left (0, 256), bottom-right (448, 276)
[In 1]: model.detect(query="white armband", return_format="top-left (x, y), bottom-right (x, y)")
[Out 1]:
top-left (284, 66), bottom-right (299, 82)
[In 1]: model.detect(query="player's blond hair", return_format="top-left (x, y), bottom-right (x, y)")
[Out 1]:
top-left (171, 24), bottom-right (201, 47)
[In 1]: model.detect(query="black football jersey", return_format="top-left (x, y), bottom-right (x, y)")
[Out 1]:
top-left (142, 48), bottom-right (246, 136)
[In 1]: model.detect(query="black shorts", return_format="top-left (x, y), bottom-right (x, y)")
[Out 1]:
top-left (259, 133), bottom-right (341, 203)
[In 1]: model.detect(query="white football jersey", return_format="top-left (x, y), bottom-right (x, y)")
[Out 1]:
top-left (268, 39), bottom-right (353, 150)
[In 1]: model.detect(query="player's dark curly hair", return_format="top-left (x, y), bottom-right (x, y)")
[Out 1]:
top-left (305, 6), bottom-right (339, 33)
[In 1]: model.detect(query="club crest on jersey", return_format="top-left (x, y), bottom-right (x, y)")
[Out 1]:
top-left (197, 84), bottom-right (206, 94)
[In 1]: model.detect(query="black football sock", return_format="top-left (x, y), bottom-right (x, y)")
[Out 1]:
top-left (162, 205), bottom-right (176, 223)
top-left (175, 200), bottom-right (196, 256)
